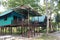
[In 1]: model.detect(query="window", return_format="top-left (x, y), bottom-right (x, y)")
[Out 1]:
top-left (4, 15), bottom-right (7, 21)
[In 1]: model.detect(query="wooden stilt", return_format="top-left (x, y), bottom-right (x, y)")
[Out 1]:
top-left (0, 27), bottom-right (1, 35)
top-left (3, 27), bottom-right (4, 35)
top-left (34, 27), bottom-right (35, 36)
top-left (11, 27), bottom-right (12, 35)
top-left (1, 27), bottom-right (2, 35)
top-left (5, 27), bottom-right (6, 35)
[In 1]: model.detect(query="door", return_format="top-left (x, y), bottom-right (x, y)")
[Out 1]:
top-left (13, 16), bottom-right (18, 24)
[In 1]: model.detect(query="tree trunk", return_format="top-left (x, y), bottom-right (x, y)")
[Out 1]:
top-left (45, 0), bottom-right (49, 34)
top-left (49, 0), bottom-right (54, 32)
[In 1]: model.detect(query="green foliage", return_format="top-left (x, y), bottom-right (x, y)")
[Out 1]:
top-left (7, 0), bottom-right (40, 9)
top-left (56, 13), bottom-right (60, 23)
top-left (2, 0), bottom-right (43, 13)
top-left (58, 1), bottom-right (60, 9)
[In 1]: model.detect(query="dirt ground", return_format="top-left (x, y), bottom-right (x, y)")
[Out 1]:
top-left (0, 32), bottom-right (60, 40)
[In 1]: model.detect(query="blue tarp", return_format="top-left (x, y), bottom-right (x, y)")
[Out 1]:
top-left (31, 15), bottom-right (45, 22)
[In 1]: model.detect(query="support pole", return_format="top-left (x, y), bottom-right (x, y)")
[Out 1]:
top-left (28, 10), bottom-right (29, 27)
top-left (22, 18), bottom-right (24, 36)
top-left (27, 8), bottom-right (30, 37)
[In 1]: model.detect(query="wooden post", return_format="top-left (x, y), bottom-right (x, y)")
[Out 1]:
top-left (34, 15), bottom-right (35, 36)
top-left (5, 27), bottom-right (6, 35)
top-left (10, 27), bottom-right (12, 35)
top-left (22, 18), bottom-right (24, 36)
top-left (33, 27), bottom-right (35, 36)
top-left (1, 27), bottom-right (2, 35)
top-left (27, 9), bottom-right (30, 37)
top-left (2, 27), bottom-right (4, 35)
top-left (28, 10), bottom-right (29, 27)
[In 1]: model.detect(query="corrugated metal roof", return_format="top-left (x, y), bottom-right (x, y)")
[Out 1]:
top-left (0, 9), bottom-right (13, 16)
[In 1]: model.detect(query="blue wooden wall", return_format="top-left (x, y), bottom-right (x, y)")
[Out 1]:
top-left (0, 10), bottom-right (24, 26)
top-left (0, 14), bottom-right (13, 26)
